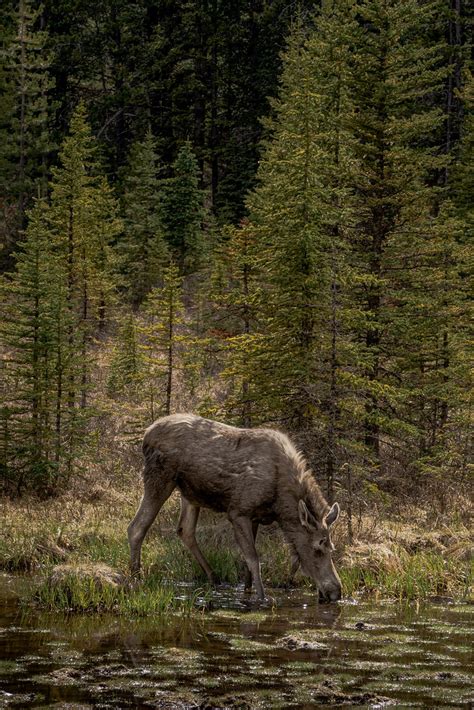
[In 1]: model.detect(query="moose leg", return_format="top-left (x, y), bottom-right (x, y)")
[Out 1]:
top-left (128, 478), bottom-right (176, 576)
top-left (177, 498), bottom-right (216, 584)
top-left (230, 513), bottom-right (265, 600)
top-left (244, 521), bottom-right (259, 591)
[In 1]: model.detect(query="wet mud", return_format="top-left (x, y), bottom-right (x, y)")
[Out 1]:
top-left (0, 573), bottom-right (472, 708)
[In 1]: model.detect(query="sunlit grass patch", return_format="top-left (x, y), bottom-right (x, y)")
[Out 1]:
top-left (0, 493), bottom-right (138, 572)
top-left (79, 532), bottom-right (130, 569)
top-left (340, 548), bottom-right (473, 601)
top-left (34, 563), bottom-right (121, 612)
top-left (33, 563), bottom-right (197, 616)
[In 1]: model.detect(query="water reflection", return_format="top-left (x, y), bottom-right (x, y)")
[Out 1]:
top-left (0, 574), bottom-right (472, 708)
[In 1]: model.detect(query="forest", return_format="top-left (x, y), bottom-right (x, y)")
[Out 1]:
top-left (0, 0), bottom-right (472, 504)
top-left (0, 1), bottom-right (473, 707)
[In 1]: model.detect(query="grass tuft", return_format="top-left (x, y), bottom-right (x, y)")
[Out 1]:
top-left (34, 563), bottom-right (197, 616)
top-left (340, 548), bottom-right (473, 600)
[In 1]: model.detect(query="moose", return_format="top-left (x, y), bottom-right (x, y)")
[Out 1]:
top-left (128, 413), bottom-right (342, 602)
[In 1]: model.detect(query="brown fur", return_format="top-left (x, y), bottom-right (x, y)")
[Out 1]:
top-left (128, 414), bottom-right (341, 601)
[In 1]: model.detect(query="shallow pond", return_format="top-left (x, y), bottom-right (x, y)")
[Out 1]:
top-left (0, 573), bottom-right (472, 708)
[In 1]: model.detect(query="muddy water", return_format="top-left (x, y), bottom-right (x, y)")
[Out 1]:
top-left (0, 574), bottom-right (472, 709)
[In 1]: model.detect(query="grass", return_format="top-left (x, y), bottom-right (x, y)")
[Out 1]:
top-left (1, 483), bottom-right (472, 611)
top-left (34, 566), bottom-right (198, 616)
top-left (340, 549), bottom-right (473, 601)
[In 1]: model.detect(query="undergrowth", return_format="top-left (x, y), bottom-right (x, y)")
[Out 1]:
top-left (1, 489), bottom-right (472, 610)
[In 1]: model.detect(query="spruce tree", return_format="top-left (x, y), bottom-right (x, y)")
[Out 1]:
top-left (0, 0), bottom-right (54, 267)
top-left (48, 103), bottom-right (120, 409)
top-left (0, 199), bottom-right (69, 494)
top-left (242, 7), bottom-right (363, 497)
top-left (140, 262), bottom-right (187, 418)
top-left (163, 142), bottom-right (205, 273)
top-left (0, 104), bottom-right (120, 493)
top-left (348, 0), bottom-right (448, 469)
top-left (119, 130), bottom-right (168, 306)
top-left (245, 22), bottom-right (331, 429)
top-left (396, 70), bottom-right (473, 488)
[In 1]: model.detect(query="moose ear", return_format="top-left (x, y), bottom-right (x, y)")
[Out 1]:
top-left (298, 500), bottom-right (318, 530)
top-left (325, 502), bottom-right (340, 527)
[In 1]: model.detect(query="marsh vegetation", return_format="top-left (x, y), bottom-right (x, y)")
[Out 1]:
top-left (1, 476), bottom-right (472, 615)
top-left (0, 573), bottom-right (473, 708)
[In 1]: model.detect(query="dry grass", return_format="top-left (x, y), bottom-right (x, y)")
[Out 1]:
top-left (1, 463), bottom-right (472, 607)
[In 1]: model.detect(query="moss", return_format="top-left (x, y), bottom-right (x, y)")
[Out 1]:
top-left (228, 636), bottom-right (274, 651)
top-left (0, 660), bottom-right (23, 675)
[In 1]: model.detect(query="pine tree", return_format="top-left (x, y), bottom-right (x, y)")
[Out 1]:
top-left (346, 0), bottom-right (448, 470)
top-left (0, 199), bottom-right (69, 494)
top-left (163, 142), bottom-right (206, 273)
top-left (397, 69), bottom-right (473, 491)
top-left (140, 262), bottom-right (187, 418)
top-left (244, 22), bottom-right (331, 429)
top-left (0, 104), bottom-right (121, 493)
top-left (0, 0), bottom-right (54, 268)
top-left (48, 102), bottom-right (120, 409)
top-left (242, 7), bottom-right (364, 492)
top-left (119, 130), bottom-right (168, 306)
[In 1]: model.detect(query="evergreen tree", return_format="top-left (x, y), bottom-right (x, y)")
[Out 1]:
top-left (162, 142), bottom-right (205, 273)
top-left (48, 102), bottom-right (120, 408)
top-left (119, 130), bottom-right (168, 306)
top-left (0, 199), bottom-right (70, 494)
top-left (140, 262), bottom-right (187, 419)
top-left (0, 104), bottom-right (120, 493)
top-left (398, 70), bottom-right (473, 490)
top-left (348, 0), bottom-right (448, 468)
top-left (237, 6), bottom-right (372, 498)
top-left (244, 22), bottom-right (330, 429)
top-left (242, 7), bottom-right (364, 488)
top-left (3, 107), bottom-right (119, 492)
top-left (0, 0), bottom-right (54, 268)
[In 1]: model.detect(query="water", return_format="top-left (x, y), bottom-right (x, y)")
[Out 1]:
top-left (0, 573), bottom-right (472, 708)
